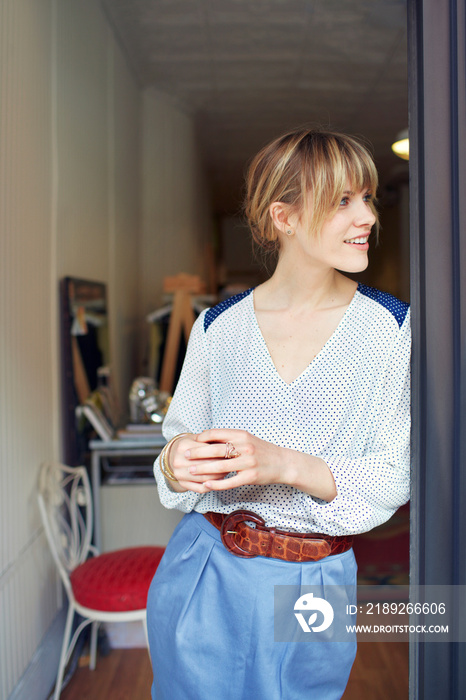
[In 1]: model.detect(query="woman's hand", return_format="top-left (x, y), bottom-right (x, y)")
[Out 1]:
top-left (185, 429), bottom-right (285, 490)
top-left (183, 429), bottom-right (338, 502)
top-left (166, 429), bottom-right (337, 501)
top-left (165, 433), bottom-right (231, 493)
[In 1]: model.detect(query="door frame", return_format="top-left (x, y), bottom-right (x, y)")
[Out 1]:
top-left (408, 0), bottom-right (466, 697)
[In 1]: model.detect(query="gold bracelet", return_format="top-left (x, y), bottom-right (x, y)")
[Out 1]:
top-left (159, 432), bottom-right (193, 483)
top-left (159, 447), bottom-right (177, 482)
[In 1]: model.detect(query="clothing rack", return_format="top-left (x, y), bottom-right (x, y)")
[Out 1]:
top-left (147, 274), bottom-right (213, 395)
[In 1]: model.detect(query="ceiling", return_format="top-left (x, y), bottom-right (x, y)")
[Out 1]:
top-left (102, 0), bottom-right (408, 215)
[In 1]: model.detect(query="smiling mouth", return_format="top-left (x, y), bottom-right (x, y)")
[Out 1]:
top-left (344, 236), bottom-right (370, 245)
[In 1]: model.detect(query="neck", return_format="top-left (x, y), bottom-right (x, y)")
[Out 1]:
top-left (259, 254), bottom-right (351, 311)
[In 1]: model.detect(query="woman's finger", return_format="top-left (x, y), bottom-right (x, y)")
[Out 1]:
top-left (172, 467), bottom-right (230, 488)
top-left (202, 470), bottom-right (256, 491)
top-left (184, 443), bottom-right (230, 461)
top-left (186, 455), bottom-right (252, 475)
top-left (176, 478), bottom-right (217, 494)
top-left (196, 429), bottom-right (249, 445)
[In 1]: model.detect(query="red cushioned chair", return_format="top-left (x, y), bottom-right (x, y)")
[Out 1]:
top-left (38, 462), bottom-right (165, 700)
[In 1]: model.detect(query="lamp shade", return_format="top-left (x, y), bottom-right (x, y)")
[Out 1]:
top-left (391, 128), bottom-right (409, 160)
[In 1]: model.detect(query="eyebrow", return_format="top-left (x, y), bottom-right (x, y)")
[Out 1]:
top-left (343, 189), bottom-right (371, 195)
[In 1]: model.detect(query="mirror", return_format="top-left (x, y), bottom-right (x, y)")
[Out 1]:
top-left (60, 277), bottom-right (109, 464)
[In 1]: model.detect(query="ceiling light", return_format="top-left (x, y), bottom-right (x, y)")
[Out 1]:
top-left (391, 129), bottom-right (409, 160)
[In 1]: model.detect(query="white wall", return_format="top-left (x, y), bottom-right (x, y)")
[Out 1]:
top-left (101, 484), bottom-right (183, 551)
top-left (54, 0), bottom-right (142, 406)
top-left (0, 0), bottom-right (142, 696)
top-left (141, 88), bottom-right (213, 317)
top-left (0, 2), bottom-right (57, 697)
top-left (1, 2), bottom-right (214, 695)
top-left (109, 42), bottom-right (142, 404)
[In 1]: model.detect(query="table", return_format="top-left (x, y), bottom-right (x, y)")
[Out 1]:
top-left (89, 435), bottom-right (166, 550)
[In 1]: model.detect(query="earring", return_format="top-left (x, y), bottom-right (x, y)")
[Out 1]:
top-left (286, 229), bottom-right (293, 236)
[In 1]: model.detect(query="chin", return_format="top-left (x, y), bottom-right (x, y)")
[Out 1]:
top-left (337, 258), bottom-right (369, 274)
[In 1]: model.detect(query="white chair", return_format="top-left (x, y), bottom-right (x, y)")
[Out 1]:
top-left (38, 462), bottom-right (164, 699)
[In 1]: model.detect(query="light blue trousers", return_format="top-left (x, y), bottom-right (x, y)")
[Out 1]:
top-left (147, 512), bottom-right (357, 700)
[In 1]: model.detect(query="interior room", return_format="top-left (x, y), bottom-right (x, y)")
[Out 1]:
top-left (1, 1), bottom-right (411, 698)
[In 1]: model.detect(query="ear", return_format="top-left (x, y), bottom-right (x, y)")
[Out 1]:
top-left (269, 202), bottom-right (293, 234)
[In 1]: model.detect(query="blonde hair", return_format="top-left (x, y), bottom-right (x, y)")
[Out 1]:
top-left (244, 127), bottom-right (379, 255)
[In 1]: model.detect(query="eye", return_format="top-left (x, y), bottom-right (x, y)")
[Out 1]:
top-left (363, 192), bottom-right (373, 203)
top-left (339, 196), bottom-right (349, 207)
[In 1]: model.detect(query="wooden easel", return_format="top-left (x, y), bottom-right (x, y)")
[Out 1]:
top-left (159, 273), bottom-right (206, 394)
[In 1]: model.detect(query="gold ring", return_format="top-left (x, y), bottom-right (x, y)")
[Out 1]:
top-left (224, 441), bottom-right (241, 459)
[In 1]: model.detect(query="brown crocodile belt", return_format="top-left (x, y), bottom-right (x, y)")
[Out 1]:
top-left (204, 510), bottom-right (353, 562)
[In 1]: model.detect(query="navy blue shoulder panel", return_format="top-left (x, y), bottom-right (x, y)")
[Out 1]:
top-left (357, 283), bottom-right (409, 328)
top-left (204, 288), bottom-right (254, 332)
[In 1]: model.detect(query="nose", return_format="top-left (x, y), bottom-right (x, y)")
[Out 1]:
top-left (354, 197), bottom-right (376, 228)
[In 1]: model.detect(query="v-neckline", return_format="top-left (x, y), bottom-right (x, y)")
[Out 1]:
top-left (250, 283), bottom-right (360, 386)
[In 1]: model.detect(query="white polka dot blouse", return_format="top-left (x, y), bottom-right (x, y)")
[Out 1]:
top-left (154, 283), bottom-right (411, 536)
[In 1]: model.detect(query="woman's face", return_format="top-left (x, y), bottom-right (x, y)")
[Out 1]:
top-left (289, 184), bottom-right (377, 273)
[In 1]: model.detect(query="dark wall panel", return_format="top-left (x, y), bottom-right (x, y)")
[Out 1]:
top-left (409, 0), bottom-right (466, 697)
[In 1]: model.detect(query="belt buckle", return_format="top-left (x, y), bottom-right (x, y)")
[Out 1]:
top-left (220, 509), bottom-right (265, 558)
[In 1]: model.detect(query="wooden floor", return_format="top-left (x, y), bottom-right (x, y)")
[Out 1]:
top-left (60, 642), bottom-right (408, 699)
top-left (342, 642), bottom-right (409, 699)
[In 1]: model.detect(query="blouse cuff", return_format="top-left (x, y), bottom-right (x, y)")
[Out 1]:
top-left (153, 455), bottom-right (202, 512)
top-left (301, 454), bottom-right (408, 535)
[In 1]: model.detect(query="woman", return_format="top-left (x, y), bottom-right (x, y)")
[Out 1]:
top-left (147, 128), bottom-right (410, 699)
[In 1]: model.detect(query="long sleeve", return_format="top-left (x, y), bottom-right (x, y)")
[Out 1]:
top-left (153, 311), bottom-right (211, 512)
top-left (308, 309), bottom-right (411, 534)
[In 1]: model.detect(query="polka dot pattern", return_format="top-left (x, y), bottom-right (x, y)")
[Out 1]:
top-left (204, 287), bottom-right (253, 332)
top-left (358, 283), bottom-right (409, 328)
top-left (154, 284), bottom-right (411, 536)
